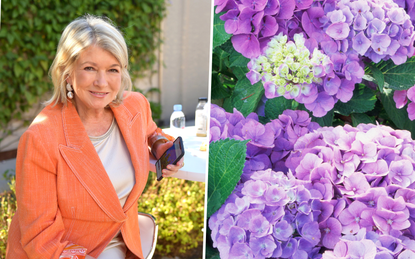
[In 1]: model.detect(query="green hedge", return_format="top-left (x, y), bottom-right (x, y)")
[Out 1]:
top-left (138, 173), bottom-right (205, 257)
top-left (0, 0), bottom-right (166, 133)
top-left (0, 172), bottom-right (205, 258)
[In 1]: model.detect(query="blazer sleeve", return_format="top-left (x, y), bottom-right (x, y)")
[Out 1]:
top-left (15, 128), bottom-right (72, 258)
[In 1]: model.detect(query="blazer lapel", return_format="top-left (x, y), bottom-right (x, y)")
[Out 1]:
top-left (58, 102), bottom-right (127, 222)
top-left (111, 103), bottom-right (149, 212)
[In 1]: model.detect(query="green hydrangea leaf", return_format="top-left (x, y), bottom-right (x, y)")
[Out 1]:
top-left (334, 84), bottom-right (376, 116)
top-left (264, 97), bottom-right (296, 121)
top-left (365, 62), bottom-right (385, 93)
top-left (205, 244), bottom-right (221, 259)
top-left (211, 72), bottom-right (231, 100)
top-left (230, 77), bottom-right (264, 117)
top-left (381, 56), bottom-right (415, 90)
top-left (213, 10), bottom-right (231, 49)
top-left (207, 139), bottom-right (249, 218)
top-left (351, 113), bottom-right (375, 127)
top-left (229, 48), bottom-right (250, 68)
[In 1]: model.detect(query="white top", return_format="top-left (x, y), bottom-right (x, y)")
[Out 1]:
top-left (89, 119), bottom-right (135, 259)
top-left (89, 119), bottom-right (135, 207)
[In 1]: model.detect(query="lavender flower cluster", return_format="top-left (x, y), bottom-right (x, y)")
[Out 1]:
top-left (216, 0), bottom-right (297, 59)
top-left (216, 0), bottom-right (415, 117)
top-left (317, 0), bottom-right (415, 65)
top-left (209, 105), bottom-right (415, 259)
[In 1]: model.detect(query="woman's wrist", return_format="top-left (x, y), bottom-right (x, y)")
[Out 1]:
top-left (151, 137), bottom-right (169, 159)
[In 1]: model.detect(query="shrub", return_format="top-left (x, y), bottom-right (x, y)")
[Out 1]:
top-left (138, 173), bottom-right (205, 257)
top-left (0, 171), bottom-right (16, 258)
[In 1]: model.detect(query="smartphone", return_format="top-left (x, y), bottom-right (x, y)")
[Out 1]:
top-left (155, 136), bottom-right (185, 181)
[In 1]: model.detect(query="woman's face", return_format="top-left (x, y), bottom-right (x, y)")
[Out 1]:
top-left (68, 45), bottom-right (122, 115)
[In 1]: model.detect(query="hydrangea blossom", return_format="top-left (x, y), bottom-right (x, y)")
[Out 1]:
top-left (247, 33), bottom-right (338, 117)
top-left (216, 0), bottom-right (297, 58)
top-left (209, 105), bottom-right (415, 259)
top-left (216, 0), bottom-right (415, 118)
top-left (317, 0), bottom-right (415, 65)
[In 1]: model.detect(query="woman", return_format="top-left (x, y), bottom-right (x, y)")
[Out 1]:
top-left (6, 15), bottom-right (183, 259)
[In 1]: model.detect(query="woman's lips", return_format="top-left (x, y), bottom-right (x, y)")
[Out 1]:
top-left (89, 91), bottom-right (109, 98)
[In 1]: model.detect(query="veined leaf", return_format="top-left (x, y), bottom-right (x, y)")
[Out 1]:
top-left (207, 139), bottom-right (249, 218)
top-left (229, 48), bottom-right (250, 68)
top-left (351, 113), bottom-right (375, 127)
top-left (334, 84), bottom-right (376, 116)
top-left (231, 77), bottom-right (264, 117)
top-left (365, 62), bottom-right (384, 93)
top-left (368, 57), bottom-right (415, 91)
top-left (265, 97), bottom-right (296, 121)
top-left (213, 10), bottom-right (231, 49)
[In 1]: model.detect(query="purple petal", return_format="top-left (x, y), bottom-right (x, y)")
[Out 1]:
top-left (394, 90), bottom-right (408, 109)
top-left (326, 22), bottom-right (350, 40)
top-left (320, 217), bottom-right (342, 249)
top-left (278, 0), bottom-right (296, 20)
top-left (295, 0), bottom-right (313, 10)
top-left (264, 0), bottom-right (280, 16)
top-left (231, 34), bottom-right (261, 58)
top-left (352, 31), bottom-right (372, 56)
top-left (221, 10), bottom-right (240, 34)
top-left (259, 15), bottom-right (278, 37)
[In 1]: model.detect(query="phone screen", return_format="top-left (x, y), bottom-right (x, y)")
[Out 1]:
top-left (156, 137), bottom-right (184, 181)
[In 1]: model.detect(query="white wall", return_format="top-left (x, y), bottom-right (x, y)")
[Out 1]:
top-left (159, 0), bottom-right (211, 125)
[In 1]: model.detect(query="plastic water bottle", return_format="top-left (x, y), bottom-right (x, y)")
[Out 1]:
top-left (170, 104), bottom-right (186, 130)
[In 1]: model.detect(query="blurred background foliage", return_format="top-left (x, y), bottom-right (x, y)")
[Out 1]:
top-left (138, 173), bottom-right (205, 258)
top-left (0, 0), bottom-right (165, 139)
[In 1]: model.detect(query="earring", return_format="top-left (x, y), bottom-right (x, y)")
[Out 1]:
top-left (66, 83), bottom-right (74, 99)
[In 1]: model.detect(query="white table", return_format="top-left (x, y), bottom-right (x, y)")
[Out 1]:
top-left (149, 126), bottom-right (208, 182)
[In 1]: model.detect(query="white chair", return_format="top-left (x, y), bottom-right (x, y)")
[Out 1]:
top-left (138, 212), bottom-right (158, 259)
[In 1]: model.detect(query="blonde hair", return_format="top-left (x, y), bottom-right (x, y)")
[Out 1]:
top-left (45, 14), bottom-right (131, 106)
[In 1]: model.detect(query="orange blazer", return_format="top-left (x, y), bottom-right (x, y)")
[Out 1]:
top-left (7, 92), bottom-right (159, 259)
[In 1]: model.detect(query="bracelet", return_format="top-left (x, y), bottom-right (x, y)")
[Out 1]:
top-left (150, 136), bottom-right (169, 159)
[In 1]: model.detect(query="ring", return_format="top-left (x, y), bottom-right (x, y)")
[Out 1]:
top-left (182, 162), bottom-right (185, 167)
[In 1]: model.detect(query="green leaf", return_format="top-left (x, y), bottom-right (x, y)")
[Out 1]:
top-left (13, 63), bottom-right (23, 77)
top-left (264, 97), bottom-right (295, 121)
top-left (232, 66), bottom-right (250, 80)
top-left (212, 10), bottom-right (232, 49)
top-left (230, 77), bottom-right (264, 117)
top-left (334, 84), bottom-right (376, 116)
top-left (366, 62), bottom-right (384, 93)
top-left (208, 139), bottom-right (249, 218)
top-left (229, 48), bottom-right (250, 68)
top-left (205, 244), bottom-right (221, 259)
top-left (211, 73), bottom-right (231, 100)
top-left (380, 88), bottom-right (415, 138)
top-left (351, 113), bottom-right (375, 127)
top-left (369, 57), bottom-right (415, 91)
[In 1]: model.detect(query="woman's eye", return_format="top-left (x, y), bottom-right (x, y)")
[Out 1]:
top-left (84, 67), bottom-right (94, 71)
top-left (109, 69), bottom-right (119, 73)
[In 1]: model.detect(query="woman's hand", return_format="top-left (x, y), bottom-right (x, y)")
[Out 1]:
top-left (154, 141), bottom-right (185, 178)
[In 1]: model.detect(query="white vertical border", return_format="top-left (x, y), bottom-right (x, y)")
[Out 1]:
top-left (203, 0), bottom-right (214, 258)
top-left (0, 0), bottom-right (2, 30)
